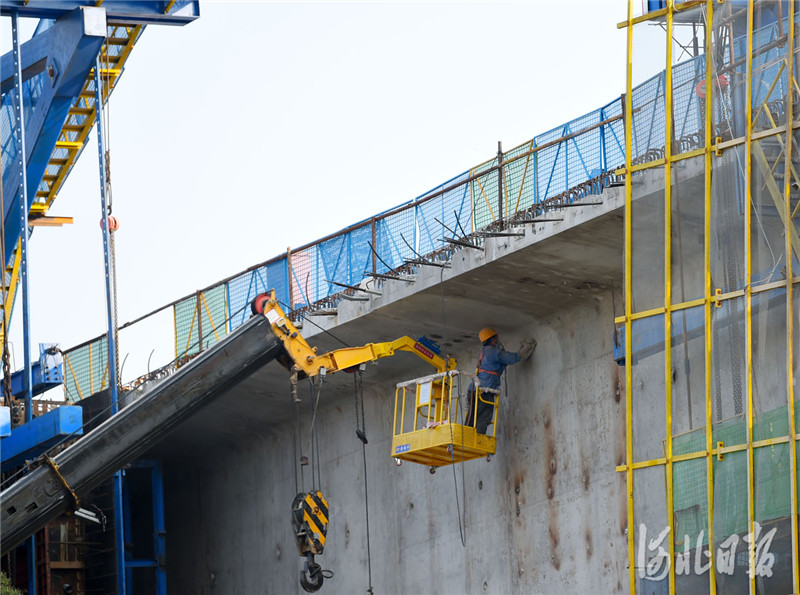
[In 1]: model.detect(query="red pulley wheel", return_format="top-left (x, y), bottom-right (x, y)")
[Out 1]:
top-left (100, 215), bottom-right (119, 232)
top-left (251, 292), bottom-right (272, 315)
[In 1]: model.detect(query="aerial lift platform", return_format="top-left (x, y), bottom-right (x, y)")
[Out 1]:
top-left (253, 291), bottom-right (501, 469)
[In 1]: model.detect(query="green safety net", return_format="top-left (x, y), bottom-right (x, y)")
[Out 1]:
top-left (673, 400), bottom-right (799, 545)
top-left (174, 284), bottom-right (228, 359)
top-left (63, 336), bottom-right (109, 403)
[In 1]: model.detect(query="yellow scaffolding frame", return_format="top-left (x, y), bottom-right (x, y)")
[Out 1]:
top-left (620, 1), bottom-right (799, 592)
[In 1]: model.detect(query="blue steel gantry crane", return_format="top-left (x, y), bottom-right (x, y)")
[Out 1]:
top-left (0, 3), bottom-right (198, 593)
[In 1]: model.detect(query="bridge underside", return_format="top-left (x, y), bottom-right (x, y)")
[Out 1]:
top-left (151, 189), bottom-right (625, 459)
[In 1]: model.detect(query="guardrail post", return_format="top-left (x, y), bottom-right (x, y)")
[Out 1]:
top-left (563, 124), bottom-right (570, 193)
top-left (600, 108), bottom-right (607, 173)
top-left (196, 291), bottom-right (203, 353)
top-left (371, 218), bottom-right (377, 276)
top-left (620, 93), bottom-right (627, 165)
top-left (497, 141), bottom-right (504, 226)
top-left (533, 140), bottom-right (540, 207)
top-left (287, 247), bottom-right (294, 311)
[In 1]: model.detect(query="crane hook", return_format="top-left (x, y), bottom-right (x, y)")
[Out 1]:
top-left (300, 553), bottom-right (324, 592)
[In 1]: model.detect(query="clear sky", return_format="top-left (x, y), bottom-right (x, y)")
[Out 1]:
top-left (3, 1), bottom-right (632, 384)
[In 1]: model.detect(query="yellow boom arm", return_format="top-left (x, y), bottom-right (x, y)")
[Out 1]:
top-left (260, 294), bottom-right (455, 376)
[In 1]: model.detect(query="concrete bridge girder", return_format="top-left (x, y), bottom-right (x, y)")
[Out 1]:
top-left (144, 182), bottom-right (636, 593)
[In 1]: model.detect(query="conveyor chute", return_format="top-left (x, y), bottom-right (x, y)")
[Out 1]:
top-left (0, 314), bottom-right (282, 554)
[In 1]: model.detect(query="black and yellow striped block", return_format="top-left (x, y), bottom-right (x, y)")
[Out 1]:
top-left (292, 490), bottom-right (329, 556)
top-left (303, 490), bottom-right (329, 552)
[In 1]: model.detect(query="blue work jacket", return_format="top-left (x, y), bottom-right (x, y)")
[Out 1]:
top-left (476, 343), bottom-right (520, 390)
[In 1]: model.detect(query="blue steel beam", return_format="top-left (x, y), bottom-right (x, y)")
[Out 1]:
top-left (8, 348), bottom-right (63, 399)
top-left (0, 405), bottom-right (82, 468)
top-left (1, 7), bottom-right (106, 268)
top-left (0, 1), bottom-right (199, 25)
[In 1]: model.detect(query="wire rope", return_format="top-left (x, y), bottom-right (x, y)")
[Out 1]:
top-left (439, 263), bottom-right (467, 547)
top-left (0, 141), bottom-right (12, 407)
top-left (351, 370), bottom-right (374, 594)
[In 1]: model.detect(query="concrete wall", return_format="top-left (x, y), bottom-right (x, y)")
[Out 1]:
top-left (162, 289), bottom-right (629, 594)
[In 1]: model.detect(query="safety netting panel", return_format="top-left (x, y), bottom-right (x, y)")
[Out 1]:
top-left (663, 338), bottom-right (797, 568)
top-left (63, 336), bottom-right (109, 403)
top-left (503, 140), bottom-right (538, 213)
top-left (317, 235), bottom-right (347, 297)
top-left (290, 246), bottom-right (320, 309)
top-left (601, 98), bottom-right (625, 171)
top-left (531, 124), bottom-right (568, 203)
top-left (565, 110), bottom-right (605, 195)
top-left (316, 224), bottom-right (373, 295)
top-left (227, 259), bottom-right (289, 331)
top-left (470, 157), bottom-right (499, 230)
top-left (750, 18), bottom-right (788, 130)
top-left (672, 429), bottom-right (707, 544)
top-left (416, 171), bottom-right (471, 255)
top-left (174, 284), bottom-right (228, 359)
top-left (672, 55), bottom-right (705, 153)
top-left (348, 224), bottom-right (374, 283)
top-left (630, 70), bottom-right (666, 164)
top-left (375, 207), bottom-right (416, 274)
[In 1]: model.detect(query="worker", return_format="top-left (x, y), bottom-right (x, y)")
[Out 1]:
top-left (465, 327), bottom-right (535, 434)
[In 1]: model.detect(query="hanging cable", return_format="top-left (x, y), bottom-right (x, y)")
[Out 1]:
top-left (277, 299), bottom-right (350, 349)
top-left (314, 399), bottom-right (322, 492)
top-left (302, 377), bottom-right (324, 482)
top-left (439, 266), bottom-right (466, 547)
top-left (291, 370), bottom-right (305, 494)
top-left (448, 374), bottom-right (467, 548)
top-left (439, 267), bottom-right (447, 347)
top-left (0, 154), bottom-right (12, 408)
top-left (353, 370), bottom-right (374, 594)
top-left (307, 377), bottom-right (324, 492)
top-left (99, 31), bottom-right (122, 391)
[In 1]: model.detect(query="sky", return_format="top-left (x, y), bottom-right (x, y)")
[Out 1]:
top-left (2, 0), bottom-right (637, 385)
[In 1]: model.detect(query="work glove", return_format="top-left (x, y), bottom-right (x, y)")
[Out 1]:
top-left (519, 337), bottom-right (536, 361)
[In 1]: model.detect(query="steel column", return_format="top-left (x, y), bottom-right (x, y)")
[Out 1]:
top-left (152, 462), bottom-right (167, 594)
top-left (12, 13), bottom-right (36, 595)
top-left (663, 6), bottom-right (674, 593)
top-left (744, 2), bottom-right (756, 592)
top-left (623, 1), bottom-right (635, 592)
top-left (496, 141), bottom-right (503, 223)
top-left (10, 13), bottom-right (32, 427)
top-left (93, 56), bottom-right (126, 595)
top-left (703, 2), bottom-right (717, 592)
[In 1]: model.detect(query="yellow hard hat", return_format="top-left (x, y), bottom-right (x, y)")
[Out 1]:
top-left (479, 327), bottom-right (497, 343)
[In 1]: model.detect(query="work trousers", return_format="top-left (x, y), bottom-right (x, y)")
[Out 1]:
top-left (465, 383), bottom-right (496, 435)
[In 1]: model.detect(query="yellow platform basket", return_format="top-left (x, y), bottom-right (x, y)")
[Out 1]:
top-left (391, 370), bottom-right (500, 468)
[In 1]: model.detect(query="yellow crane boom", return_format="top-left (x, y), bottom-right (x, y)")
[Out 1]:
top-left (256, 292), bottom-right (456, 376)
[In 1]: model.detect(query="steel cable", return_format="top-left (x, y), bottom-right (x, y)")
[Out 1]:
top-left (352, 370), bottom-right (374, 594)
top-left (439, 264), bottom-right (466, 547)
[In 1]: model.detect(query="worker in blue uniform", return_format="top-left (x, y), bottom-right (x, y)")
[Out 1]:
top-left (465, 327), bottom-right (535, 434)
